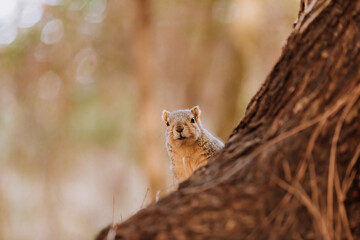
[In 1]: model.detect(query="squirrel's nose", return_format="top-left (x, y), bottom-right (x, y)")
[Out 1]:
top-left (176, 126), bottom-right (184, 133)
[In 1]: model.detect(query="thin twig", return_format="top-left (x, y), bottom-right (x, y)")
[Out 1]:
top-left (327, 90), bottom-right (359, 237)
top-left (140, 188), bottom-right (149, 209)
top-left (334, 169), bottom-right (354, 240)
top-left (305, 117), bottom-right (327, 209)
top-left (272, 175), bottom-right (330, 240)
top-left (342, 144), bottom-right (360, 195)
top-left (112, 195), bottom-right (115, 227)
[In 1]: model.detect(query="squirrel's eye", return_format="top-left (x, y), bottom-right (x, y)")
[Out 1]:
top-left (166, 122), bottom-right (170, 126)
top-left (191, 118), bottom-right (195, 123)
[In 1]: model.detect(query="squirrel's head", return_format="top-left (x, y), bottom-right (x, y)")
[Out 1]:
top-left (162, 106), bottom-right (202, 145)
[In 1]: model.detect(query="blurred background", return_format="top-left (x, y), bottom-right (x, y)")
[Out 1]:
top-left (0, 0), bottom-right (298, 239)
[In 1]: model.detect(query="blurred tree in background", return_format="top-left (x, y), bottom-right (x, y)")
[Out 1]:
top-left (0, 0), bottom-right (298, 239)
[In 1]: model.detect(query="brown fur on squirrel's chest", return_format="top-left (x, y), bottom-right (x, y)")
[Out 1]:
top-left (169, 143), bottom-right (208, 183)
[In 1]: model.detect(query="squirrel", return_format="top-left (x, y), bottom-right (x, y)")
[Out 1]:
top-left (162, 106), bottom-right (224, 184)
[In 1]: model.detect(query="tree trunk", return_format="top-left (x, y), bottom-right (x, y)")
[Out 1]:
top-left (131, 0), bottom-right (168, 200)
top-left (97, 0), bottom-right (360, 239)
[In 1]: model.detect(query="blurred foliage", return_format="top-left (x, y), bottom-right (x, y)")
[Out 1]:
top-left (0, 0), bottom-right (299, 239)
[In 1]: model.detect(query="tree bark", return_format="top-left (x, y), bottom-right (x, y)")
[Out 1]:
top-left (97, 0), bottom-right (360, 239)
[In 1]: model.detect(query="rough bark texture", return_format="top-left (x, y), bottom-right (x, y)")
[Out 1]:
top-left (97, 0), bottom-right (360, 239)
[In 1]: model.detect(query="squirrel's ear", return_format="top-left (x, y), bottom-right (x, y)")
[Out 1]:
top-left (162, 110), bottom-right (169, 124)
top-left (191, 106), bottom-right (201, 121)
